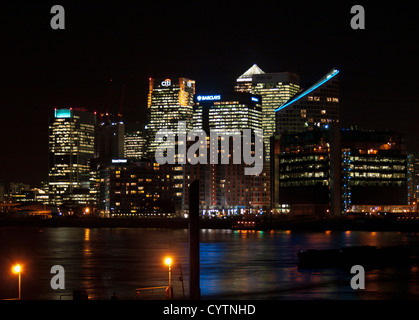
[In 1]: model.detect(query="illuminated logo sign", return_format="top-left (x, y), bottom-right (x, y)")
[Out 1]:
top-left (251, 96), bottom-right (259, 102)
top-left (196, 95), bottom-right (221, 101)
top-left (112, 159), bottom-right (128, 164)
top-left (55, 109), bottom-right (72, 118)
top-left (161, 79), bottom-right (171, 87)
top-left (187, 81), bottom-right (193, 88)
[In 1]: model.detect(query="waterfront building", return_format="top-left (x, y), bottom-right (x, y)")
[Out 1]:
top-left (407, 153), bottom-right (419, 204)
top-left (275, 68), bottom-right (340, 134)
top-left (184, 92), bottom-right (269, 217)
top-left (48, 108), bottom-right (97, 207)
top-left (99, 160), bottom-right (183, 217)
top-left (271, 126), bottom-right (409, 215)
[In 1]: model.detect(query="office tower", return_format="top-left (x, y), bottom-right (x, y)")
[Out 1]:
top-left (193, 92), bottom-right (262, 136)
top-left (275, 68), bottom-right (340, 134)
top-left (251, 73), bottom-right (300, 162)
top-left (271, 127), bottom-right (408, 215)
top-left (185, 92), bottom-right (268, 216)
top-left (234, 64), bottom-right (265, 93)
top-left (124, 123), bottom-right (146, 160)
top-left (146, 77), bottom-right (195, 158)
top-left (48, 108), bottom-right (96, 207)
top-left (235, 65), bottom-right (301, 162)
top-left (97, 113), bottom-right (125, 164)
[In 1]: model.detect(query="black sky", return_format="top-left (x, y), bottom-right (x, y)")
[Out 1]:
top-left (0, 0), bottom-right (418, 186)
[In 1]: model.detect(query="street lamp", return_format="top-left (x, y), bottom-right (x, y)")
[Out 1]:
top-left (164, 257), bottom-right (172, 287)
top-left (12, 264), bottom-right (22, 300)
top-left (164, 257), bottom-right (173, 299)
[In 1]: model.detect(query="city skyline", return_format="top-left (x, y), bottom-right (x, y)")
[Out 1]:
top-left (1, 2), bottom-right (419, 305)
top-left (0, 1), bottom-right (418, 187)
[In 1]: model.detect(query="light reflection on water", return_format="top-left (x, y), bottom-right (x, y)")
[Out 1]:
top-left (0, 227), bottom-right (418, 300)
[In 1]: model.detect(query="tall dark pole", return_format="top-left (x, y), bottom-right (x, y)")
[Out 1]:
top-left (189, 180), bottom-right (200, 299)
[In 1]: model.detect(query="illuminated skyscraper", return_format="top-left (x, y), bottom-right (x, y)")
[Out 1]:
top-left (275, 68), bottom-right (340, 134)
top-left (234, 64), bottom-right (265, 93)
top-left (48, 108), bottom-right (96, 206)
top-left (185, 92), bottom-right (268, 216)
top-left (193, 92), bottom-right (262, 136)
top-left (235, 65), bottom-right (300, 162)
top-left (251, 73), bottom-right (300, 162)
top-left (124, 124), bottom-right (146, 160)
top-left (146, 77), bottom-right (195, 158)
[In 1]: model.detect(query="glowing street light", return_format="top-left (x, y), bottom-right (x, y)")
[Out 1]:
top-left (164, 257), bottom-right (172, 287)
top-left (12, 264), bottom-right (22, 300)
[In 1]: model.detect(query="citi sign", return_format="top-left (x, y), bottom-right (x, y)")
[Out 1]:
top-left (196, 95), bottom-right (221, 101)
top-left (161, 79), bottom-right (171, 87)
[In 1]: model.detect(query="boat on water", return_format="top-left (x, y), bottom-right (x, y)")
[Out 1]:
top-left (232, 217), bottom-right (267, 230)
top-left (298, 245), bottom-right (411, 269)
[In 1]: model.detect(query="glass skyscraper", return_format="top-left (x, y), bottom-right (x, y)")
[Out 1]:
top-left (185, 92), bottom-right (268, 217)
top-left (48, 108), bottom-right (96, 206)
top-left (275, 68), bottom-right (340, 134)
top-left (251, 73), bottom-right (300, 162)
top-left (193, 92), bottom-right (262, 136)
top-left (235, 65), bottom-right (301, 162)
top-left (145, 77), bottom-right (195, 158)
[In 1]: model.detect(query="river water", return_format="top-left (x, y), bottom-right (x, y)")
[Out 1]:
top-left (1, 227), bottom-right (419, 300)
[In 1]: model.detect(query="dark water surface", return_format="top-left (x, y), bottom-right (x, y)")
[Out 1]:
top-left (1, 227), bottom-right (419, 300)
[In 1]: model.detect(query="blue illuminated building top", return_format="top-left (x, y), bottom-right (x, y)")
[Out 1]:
top-left (196, 95), bottom-right (221, 101)
top-left (275, 69), bottom-right (340, 112)
top-left (54, 109), bottom-right (72, 118)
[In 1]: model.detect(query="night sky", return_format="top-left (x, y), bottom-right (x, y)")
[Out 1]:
top-left (0, 1), bottom-right (418, 187)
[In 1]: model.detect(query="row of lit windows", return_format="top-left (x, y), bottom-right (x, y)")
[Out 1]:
top-left (279, 155), bottom-right (329, 163)
top-left (346, 164), bottom-right (406, 171)
top-left (280, 180), bottom-right (329, 187)
top-left (280, 172), bottom-right (326, 179)
top-left (348, 172), bottom-right (405, 179)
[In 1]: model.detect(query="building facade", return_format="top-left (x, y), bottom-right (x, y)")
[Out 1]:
top-left (97, 113), bottom-right (125, 164)
top-left (251, 72), bottom-right (300, 162)
top-left (234, 64), bottom-right (265, 93)
top-left (48, 108), bottom-right (97, 207)
top-left (235, 65), bottom-right (301, 162)
top-left (146, 77), bottom-right (195, 158)
top-left (275, 68), bottom-right (340, 134)
top-left (271, 127), bottom-right (409, 215)
top-left (124, 124), bottom-right (147, 160)
top-left (184, 92), bottom-right (269, 216)
top-left (407, 153), bottom-right (419, 204)
top-left (99, 160), bottom-right (183, 217)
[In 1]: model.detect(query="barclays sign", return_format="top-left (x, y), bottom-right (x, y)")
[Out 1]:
top-left (196, 95), bottom-right (221, 101)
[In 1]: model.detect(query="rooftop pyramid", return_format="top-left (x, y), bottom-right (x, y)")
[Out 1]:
top-left (237, 64), bottom-right (265, 81)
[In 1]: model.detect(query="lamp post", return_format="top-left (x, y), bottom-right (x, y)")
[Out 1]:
top-left (12, 264), bottom-right (22, 300)
top-left (164, 257), bottom-right (172, 287)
